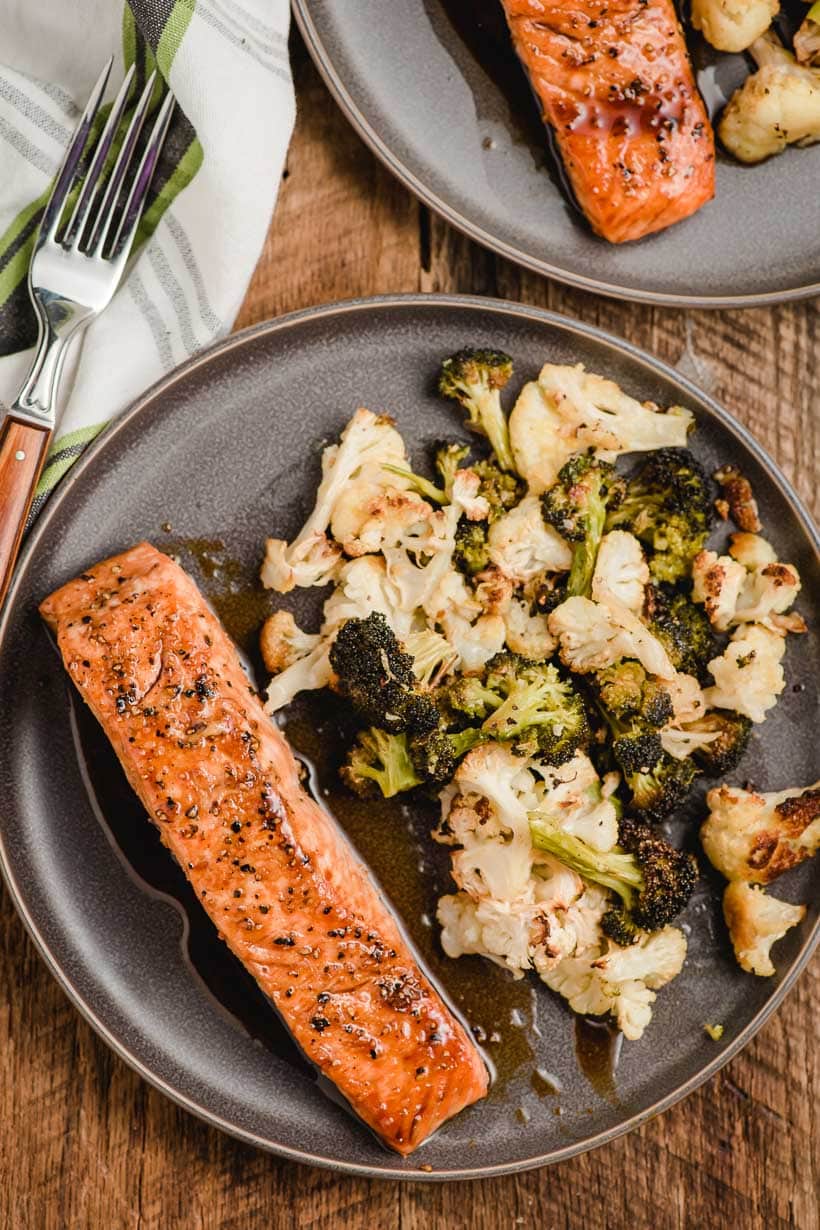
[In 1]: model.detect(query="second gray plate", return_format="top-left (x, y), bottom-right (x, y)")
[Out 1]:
top-left (293, 0), bottom-right (820, 307)
top-left (0, 296), bottom-right (817, 1178)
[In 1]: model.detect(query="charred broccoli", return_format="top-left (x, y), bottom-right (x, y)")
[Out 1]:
top-left (438, 348), bottom-right (515, 472)
top-left (329, 613), bottom-right (439, 735)
top-left (595, 660), bottom-right (674, 726)
top-left (681, 709), bottom-right (752, 776)
top-left (409, 726), bottom-right (486, 785)
top-left (528, 814), bottom-right (696, 943)
top-left (601, 818), bottom-right (698, 943)
top-left (644, 584), bottom-right (716, 682)
top-left (453, 518), bottom-right (490, 575)
top-left (591, 660), bottom-right (676, 804)
top-left (473, 458), bottom-right (524, 521)
top-left (340, 728), bottom-right (423, 798)
top-left (626, 753), bottom-right (699, 822)
top-left (443, 673), bottom-right (503, 721)
top-left (541, 455), bottom-right (625, 598)
top-left (606, 449), bottom-right (712, 583)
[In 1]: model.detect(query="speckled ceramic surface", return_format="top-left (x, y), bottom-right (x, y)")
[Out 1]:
top-left (293, 1), bottom-right (820, 307)
top-left (0, 296), bottom-right (817, 1179)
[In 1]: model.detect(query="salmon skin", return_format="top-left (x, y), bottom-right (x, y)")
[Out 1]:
top-left (499, 0), bottom-right (715, 243)
top-left (40, 543), bottom-right (488, 1155)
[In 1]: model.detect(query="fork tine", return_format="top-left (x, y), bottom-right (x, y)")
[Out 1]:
top-left (40, 57), bottom-right (113, 244)
top-left (87, 71), bottom-right (158, 257)
top-left (108, 89), bottom-right (175, 260)
top-left (64, 64), bottom-right (136, 251)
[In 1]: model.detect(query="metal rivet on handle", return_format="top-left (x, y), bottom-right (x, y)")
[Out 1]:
top-left (15, 450), bottom-right (26, 461)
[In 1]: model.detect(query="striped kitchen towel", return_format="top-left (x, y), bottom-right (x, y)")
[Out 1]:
top-left (0, 0), bottom-right (295, 516)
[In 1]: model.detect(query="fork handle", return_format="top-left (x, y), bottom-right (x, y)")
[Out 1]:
top-left (0, 415), bottom-right (52, 607)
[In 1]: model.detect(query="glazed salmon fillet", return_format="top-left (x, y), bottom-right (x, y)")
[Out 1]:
top-left (40, 543), bottom-right (488, 1155)
top-left (500, 0), bottom-right (715, 242)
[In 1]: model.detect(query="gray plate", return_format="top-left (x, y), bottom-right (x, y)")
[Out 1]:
top-left (293, 0), bottom-right (820, 307)
top-left (0, 296), bottom-right (817, 1180)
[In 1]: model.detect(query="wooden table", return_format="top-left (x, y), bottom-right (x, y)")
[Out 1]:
top-left (3, 31), bottom-right (818, 1230)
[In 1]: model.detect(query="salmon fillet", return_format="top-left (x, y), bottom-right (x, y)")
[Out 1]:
top-left (500, 0), bottom-right (715, 242)
top-left (40, 543), bottom-right (488, 1155)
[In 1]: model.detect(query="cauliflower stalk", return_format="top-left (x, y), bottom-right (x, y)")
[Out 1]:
top-left (509, 364), bottom-right (693, 494)
top-left (487, 494), bottom-right (573, 582)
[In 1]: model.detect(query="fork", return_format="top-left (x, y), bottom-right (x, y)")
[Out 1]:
top-left (0, 58), bottom-right (175, 606)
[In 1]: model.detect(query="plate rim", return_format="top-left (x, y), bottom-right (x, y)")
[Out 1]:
top-left (0, 293), bottom-right (817, 1180)
top-left (291, 1), bottom-right (820, 310)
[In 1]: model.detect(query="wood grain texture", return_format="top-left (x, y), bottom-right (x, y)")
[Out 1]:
top-left (0, 416), bottom-right (51, 606)
top-left (1, 30), bottom-right (817, 1230)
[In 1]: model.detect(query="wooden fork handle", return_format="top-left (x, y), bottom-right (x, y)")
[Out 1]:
top-left (0, 415), bottom-right (51, 608)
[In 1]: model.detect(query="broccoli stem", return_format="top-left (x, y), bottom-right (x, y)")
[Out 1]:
top-left (382, 464), bottom-right (447, 505)
top-left (566, 494), bottom-right (606, 598)
top-left (529, 815), bottom-right (643, 908)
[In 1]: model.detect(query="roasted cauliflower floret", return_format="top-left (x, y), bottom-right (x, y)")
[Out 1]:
top-left (262, 409), bottom-right (407, 592)
top-left (542, 926), bottom-right (687, 1040)
top-left (703, 623), bottom-right (786, 722)
top-left (509, 364), bottom-right (693, 494)
top-left (330, 468), bottom-right (434, 558)
top-left (722, 882), bottom-right (805, 976)
top-left (259, 610), bottom-right (320, 675)
top-left (692, 550), bottom-right (747, 630)
top-left (691, 0), bottom-right (778, 53)
top-left (487, 494), bottom-right (573, 582)
top-left (693, 545), bottom-right (801, 631)
top-left (503, 596), bottom-right (556, 660)
top-left (728, 532), bottom-right (776, 570)
top-left (549, 592), bottom-right (676, 678)
top-left (591, 530), bottom-right (649, 612)
top-left (719, 33), bottom-right (820, 164)
top-left (700, 780), bottom-right (820, 883)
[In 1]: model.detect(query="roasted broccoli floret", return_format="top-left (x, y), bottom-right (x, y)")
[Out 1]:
top-left (591, 660), bottom-right (674, 799)
top-left (442, 653), bottom-right (588, 764)
top-left (340, 728), bottom-right (423, 798)
top-left (409, 726), bottom-right (486, 785)
top-left (438, 348), bottom-right (515, 472)
top-left (681, 709), bottom-right (752, 776)
top-left (435, 441), bottom-right (471, 498)
top-left (480, 653), bottom-right (589, 764)
top-left (606, 449), bottom-right (712, 583)
top-left (473, 458), bottom-right (525, 522)
top-left (443, 673), bottom-right (503, 721)
top-left (644, 584), bottom-right (716, 682)
top-left (329, 613), bottom-right (439, 735)
top-left (453, 518), bottom-right (490, 575)
top-left (541, 455), bottom-right (625, 598)
top-left (626, 753), bottom-right (699, 822)
top-left (600, 818), bottom-right (698, 943)
top-left (595, 660), bottom-right (674, 726)
top-left (529, 813), bottom-right (696, 942)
